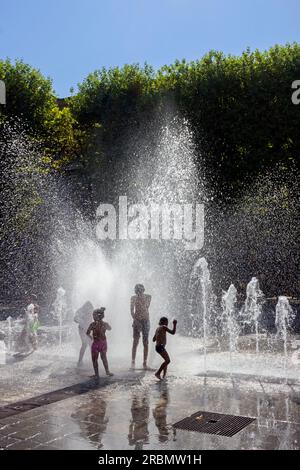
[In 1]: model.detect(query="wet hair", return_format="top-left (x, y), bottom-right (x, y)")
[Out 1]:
top-left (159, 316), bottom-right (168, 326)
top-left (93, 307), bottom-right (105, 320)
top-left (135, 284), bottom-right (145, 295)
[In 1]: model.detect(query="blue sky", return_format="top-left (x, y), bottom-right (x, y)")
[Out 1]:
top-left (0, 0), bottom-right (299, 97)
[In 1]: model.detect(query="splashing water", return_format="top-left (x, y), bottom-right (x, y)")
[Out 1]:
top-left (27, 114), bottom-right (203, 361)
top-left (221, 284), bottom-right (239, 369)
top-left (52, 287), bottom-right (67, 347)
top-left (243, 277), bottom-right (264, 353)
top-left (1, 116), bottom-right (300, 385)
top-left (6, 316), bottom-right (13, 352)
top-left (188, 257), bottom-right (212, 371)
top-left (275, 296), bottom-right (295, 378)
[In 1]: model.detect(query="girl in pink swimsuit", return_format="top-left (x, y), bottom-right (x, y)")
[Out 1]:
top-left (86, 308), bottom-right (114, 378)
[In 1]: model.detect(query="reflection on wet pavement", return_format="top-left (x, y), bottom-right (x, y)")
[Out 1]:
top-left (128, 389), bottom-right (150, 449)
top-left (0, 374), bottom-right (299, 450)
top-left (71, 397), bottom-right (109, 448)
top-left (152, 384), bottom-right (170, 443)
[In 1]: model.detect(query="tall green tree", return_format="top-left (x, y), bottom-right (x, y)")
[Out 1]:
top-left (0, 59), bottom-right (78, 165)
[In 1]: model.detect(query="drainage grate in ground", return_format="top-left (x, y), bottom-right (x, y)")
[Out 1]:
top-left (0, 380), bottom-right (105, 420)
top-left (173, 411), bottom-right (255, 437)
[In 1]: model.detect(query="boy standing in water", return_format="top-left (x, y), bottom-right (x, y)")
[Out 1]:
top-left (153, 317), bottom-right (177, 380)
top-left (130, 284), bottom-right (152, 370)
top-left (86, 308), bottom-right (114, 378)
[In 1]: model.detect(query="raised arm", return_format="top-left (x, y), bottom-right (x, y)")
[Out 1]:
top-left (166, 320), bottom-right (177, 335)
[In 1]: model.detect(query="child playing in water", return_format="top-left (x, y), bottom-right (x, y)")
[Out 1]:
top-left (17, 294), bottom-right (40, 353)
top-left (74, 301), bottom-right (94, 367)
top-left (130, 284), bottom-right (152, 370)
top-left (26, 304), bottom-right (40, 351)
top-left (153, 317), bottom-right (177, 380)
top-left (86, 308), bottom-right (114, 378)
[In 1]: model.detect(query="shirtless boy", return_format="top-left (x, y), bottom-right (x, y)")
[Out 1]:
top-left (130, 284), bottom-right (152, 370)
top-left (153, 317), bottom-right (177, 380)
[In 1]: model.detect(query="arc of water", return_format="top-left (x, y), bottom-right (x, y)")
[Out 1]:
top-left (244, 277), bottom-right (264, 353)
top-left (275, 296), bottom-right (295, 382)
top-left (188, 257), bottom-right (212, 373)
top-left (221, 284), bottom-right (238, 372)
top-left (52, 287), bottom-right (67, 347)
top-left (7, 316), bottom-right (12, 352)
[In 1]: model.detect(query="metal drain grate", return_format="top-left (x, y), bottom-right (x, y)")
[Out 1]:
top-left (0, 379), bottom-right (109, 420)
top-left (173, 411), bottom-right (255, 437)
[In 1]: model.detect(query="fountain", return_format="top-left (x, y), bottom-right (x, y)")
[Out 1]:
top-left (0, 115), bottom-right (300, 388)
top-left (1, 82), bottom-right (300, 453)
top-left (243, 277), bottom-right (265, 353)
top-left (275, 296), bottom-right (295, 378)
top-left (221, 284), bottom-right (239, 370)
top-left (188, 257), bottom-right (213, 371)
top-left (0, 330), bottom-right (6, 365)
top-left (52, 287), bottom-right (67, 347)
top-left (6, 316), bottom-right (13, 352)
top-left (53, 115), bottom-right (203, 359)
top-left (185, 267), bottom-right (300, 382)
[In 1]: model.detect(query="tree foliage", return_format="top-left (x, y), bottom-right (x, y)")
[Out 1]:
top-left (1, 44), bottom-right (300, 299)
top-left (71, 43), bottom-right (300, 196)
top-left (0, 59), bottom-right (78, 166)
top-left (1, 44), bottom-right (300, 192)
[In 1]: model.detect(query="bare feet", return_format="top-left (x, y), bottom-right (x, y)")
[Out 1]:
top-left (130, 362), bottom-right (135, 370)
top-left (143, 363), bottom-right (152, 371)
top-left (155, 372), bottom-right (161, 380)
top-left (90, 374), bottom-right (99, 379)
top-left (106, 372), bottom-right (114, 377)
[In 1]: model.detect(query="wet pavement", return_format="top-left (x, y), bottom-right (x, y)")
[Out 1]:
top-left (1, 336), bottom-right (300, 450)
top-left (0, 373), bottom-right (300, 450)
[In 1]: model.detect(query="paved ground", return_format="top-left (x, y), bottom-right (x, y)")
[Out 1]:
top-left (0, 336), bottom-right (300, 450)
top-left (1, 373), bottom-right (300, 450)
